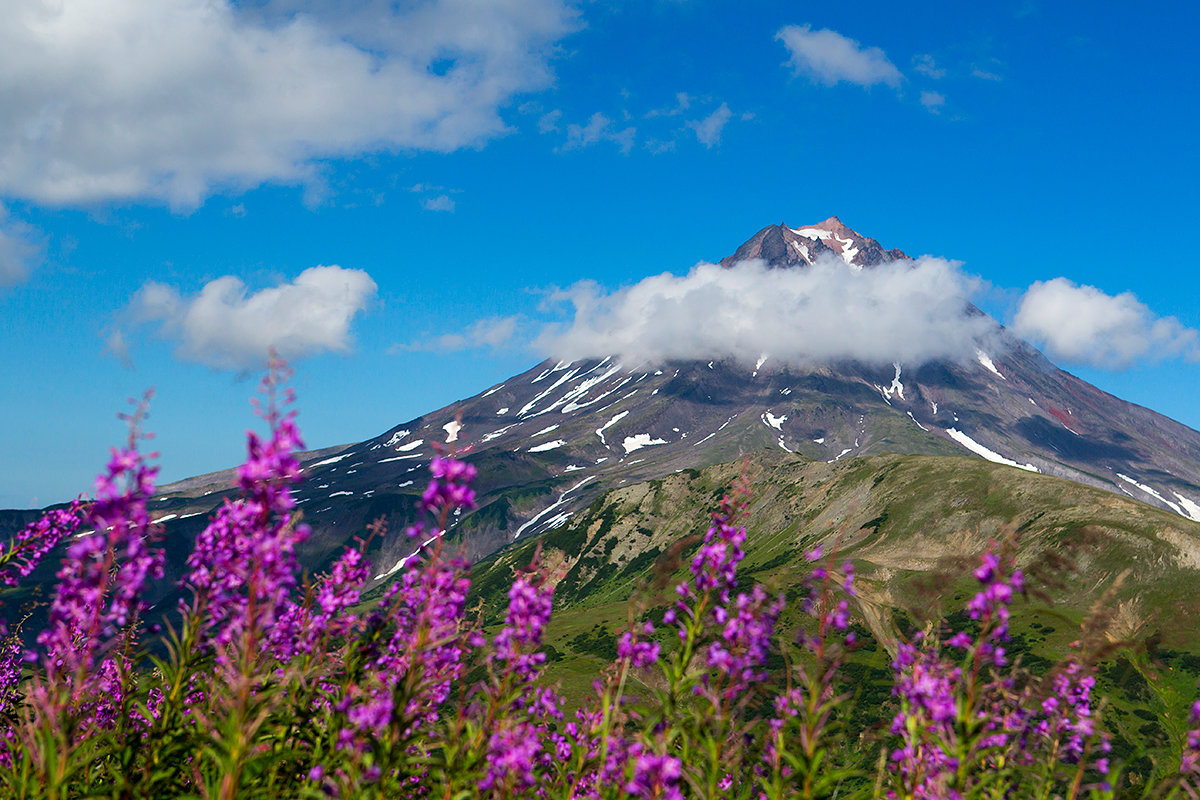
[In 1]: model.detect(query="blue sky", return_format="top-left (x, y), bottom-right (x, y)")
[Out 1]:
top-left (2, 0), bottom-right (1199, 508)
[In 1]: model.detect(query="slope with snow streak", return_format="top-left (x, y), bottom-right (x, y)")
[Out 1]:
top-left (946, 428), bottom-right (1039, 473)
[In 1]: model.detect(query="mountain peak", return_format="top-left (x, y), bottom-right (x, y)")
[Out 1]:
top-left (719, 217), bottom-right (907, 270)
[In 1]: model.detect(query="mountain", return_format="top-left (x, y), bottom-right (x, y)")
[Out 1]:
top-left (719, 216), bottom-right (907, 269)
top-left (7, 217), bottom-right (1200, 595)
top-left (107, 217), bottom-right (1200, 582)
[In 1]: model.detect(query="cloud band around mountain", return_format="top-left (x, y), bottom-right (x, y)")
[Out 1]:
top-left (537, 256), bottom-right (999, 367)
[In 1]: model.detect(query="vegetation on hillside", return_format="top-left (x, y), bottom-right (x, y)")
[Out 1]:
top-left (2, 365), bottom-right (1200, 798)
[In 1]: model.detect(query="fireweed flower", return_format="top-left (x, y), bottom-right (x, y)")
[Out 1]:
top-left (1182, 700), bottom-right (1200, 778)
top-left (35, 397), bottom-right (165, 727)
top-left (337, 455), bottom-right (477, 750)
top-left (888, 550), bottom-right (1026, 798)
top-left (0, 502), bottom-right (85, 596)
top-left (618, 622), bottom-right (661, 669)
top-left (183, 369), bottom-right (311, 659)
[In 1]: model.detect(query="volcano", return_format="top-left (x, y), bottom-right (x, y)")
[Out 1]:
top-left (11, 217), bottom-right (1200, 587)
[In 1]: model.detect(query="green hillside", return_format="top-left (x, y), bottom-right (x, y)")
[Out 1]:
top-left (467, 449), bottom-right (1200, 782)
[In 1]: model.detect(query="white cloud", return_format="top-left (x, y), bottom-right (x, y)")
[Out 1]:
top-left (688, 103), bottom-right (733, 148)
top-left (538, 256), bottom-right (999, 367)
top-left (399, 315), bottom-right (522, 352)
top-left (538, 109), bottom-right (563, 133)
top-left (913, 54), bottom-right (946, 79)
top-left (920, 90), bottom-right (946, 114)
top-left (422, 194), bottom-right (456, 212)
top-left (0, 209), bottom-right (40, 286)
top-left (121, 265), bottom-right (378, 369)
top-left (776, 24), bottom-right (902, 89)
top-left (559, 113), bottom-right (636, 154)
top-left (0, 0), bottom-right (578, 208)
top-left (972, 63), bottom-right (1004, 81)
top-left (645, 92), bottom-right (691, 118)
top-left (1013, 278), bottom-right (1200, 368)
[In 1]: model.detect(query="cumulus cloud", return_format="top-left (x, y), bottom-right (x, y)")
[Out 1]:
top-left (0, 0), bottom-right (578, 208)
top-left (537, 256), bottom-right (999, 367)
top-left (398, 315), bottom-right (523, 353)
top-left (559, 113), bottom-right (637, 154)
top-left (118, 265), bottom-right (377, 369)
top-left (1013, 278), bottom-right (1200, 368)
top-left (688, 103), bottom-right (733, 147)
top-left (776, 24), bottom-right (902, 89)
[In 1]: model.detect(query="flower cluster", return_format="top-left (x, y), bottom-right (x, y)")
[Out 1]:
top-left (34, 396), bottom-right (164, 729)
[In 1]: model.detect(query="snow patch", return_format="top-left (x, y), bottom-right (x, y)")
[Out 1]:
top-left (482, 384), bottom-right (505, 397)
top-left (518, 366), bottom-right (581, 416)
top-left (396, 439), bottom-right (424, 452)
top-left (497, 407), bottom-right (509, 415)
top-left (443, 420), bottom-right (462, 443)
top-left (596, 411), bottom-right (629, 446)
top-left (829, 448), bottom-right (853, 462)
top-left (533, 424), bottom-right (560, 437)
top-left (310, 452), bottom-right (352, 468)
top-left (397, 480), bottom-right (414, 488)
top-left (481, 425), bottom-right (514, 443)
top-left (777, 437), bottom-right (794, 453)
top-left (907, 412), bottom-right (929, 431)
top-left (813, 437), bottom-right (825, 444)
top-left (1172, 492), bottom-right (1200, 523)
top-left (514, 476), bottom-right (597, 539)
top-left (563, 464), bottom-right (586, 472)
top-left (152, 514), bottom-right (177, 524)
top-left (976, 350), bottom-right (1006, 380)
top-left (1117, 474), bottom-right (1184, 516)
top-left (881, 362), bottom-right (905, 402)
top-left (528, 439), bottom-right (566, 453)
top-left (833, 233), bottom-right (860, 265)
top-left (329, 491), bottom-right (354, 497)
top-left (622, 433), bottom-right (668, 453)
top-left (762, 411), bottom-right (788, 431)
top-left (379, 454), bottom-right (422, 463)
top-left (384, 430), bottom-right (410, 448)
top-left (792, 227), bottom-right (833, 240)
top-left (946, 428), bottom-right (1038, 472)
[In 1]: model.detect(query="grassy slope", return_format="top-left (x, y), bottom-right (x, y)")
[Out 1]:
top-left (467, 449), bottom-right (1200, 779)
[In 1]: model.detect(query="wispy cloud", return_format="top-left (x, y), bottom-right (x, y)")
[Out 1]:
top-left (422, 194), bottom-right (456, 212)
top-left (114, 265), bottom-right (377, 370)
top-left (397, 316), bottom-right (523, 353)
top-left (646, 92), bottom-right (692, 118)
top-left (776, 24), bottom-right (902, 89)
top-left (538, 256), bottom-right (998, 367)
top-left (920, 90), bottom-right (947, 114)
top-left (538, 110), bottom-right (564, 133)
top-left (1013, 278), bottom-right (1200, 368)
top-left (0, 0), bottom-right (579, 208)
top-left (0, 209), bottom-right (39, 286)
top-left (559, 113), bottom-right (637, 154)
top-left (688, 103), bottom-right (733, 147)
top-left (971, 60), bottom-right (1005, 81)
top-left (913, 54), bottom-right (946, 79)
